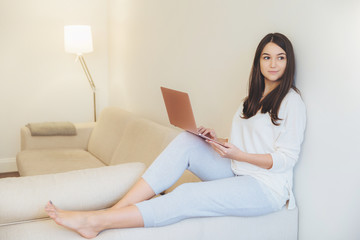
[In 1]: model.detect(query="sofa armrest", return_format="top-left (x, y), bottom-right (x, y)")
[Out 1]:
top-left (20, 122), bottom-right (96, 151)
top-left (0, 163), bottom-right (146, 226)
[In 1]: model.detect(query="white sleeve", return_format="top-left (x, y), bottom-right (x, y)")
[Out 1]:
top-left (269, 94), bottom-right (306, 173)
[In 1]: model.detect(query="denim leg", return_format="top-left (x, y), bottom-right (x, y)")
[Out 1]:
top-left (142, 132), bottom-right (234, 194)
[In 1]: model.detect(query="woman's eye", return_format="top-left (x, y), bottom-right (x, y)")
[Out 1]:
top-left (263, 56), bottom-right (270, 60)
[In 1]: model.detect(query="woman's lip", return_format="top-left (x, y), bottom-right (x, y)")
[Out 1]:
top-left (268, 71), bottom-right (279, 74)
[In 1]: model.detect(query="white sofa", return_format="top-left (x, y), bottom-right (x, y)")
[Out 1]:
top-left (0, 107), bottom-right (298, 239)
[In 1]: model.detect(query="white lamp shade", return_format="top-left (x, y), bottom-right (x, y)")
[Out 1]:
top-left (64, 25), bottom-right (93, 55)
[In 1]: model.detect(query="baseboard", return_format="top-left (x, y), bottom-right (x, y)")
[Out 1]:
top-left (0, 158), bottom-right (17, 173)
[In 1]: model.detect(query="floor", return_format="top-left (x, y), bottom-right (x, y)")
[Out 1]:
top-left (0, 172), bottom-right (20, 178)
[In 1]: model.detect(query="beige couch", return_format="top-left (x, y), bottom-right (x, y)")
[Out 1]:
top-left (0, 107), bottom-right (298, 239)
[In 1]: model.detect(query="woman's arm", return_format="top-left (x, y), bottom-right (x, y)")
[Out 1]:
top-left (198, 126), bottom-right (273, 170)
top-left (198, 126), bottom-right (273, 169)
top-left (207, 141), bottom-right (273, 170)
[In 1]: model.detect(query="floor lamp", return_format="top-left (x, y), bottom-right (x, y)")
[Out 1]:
top-left (64, 25), bottom-right (97, 122)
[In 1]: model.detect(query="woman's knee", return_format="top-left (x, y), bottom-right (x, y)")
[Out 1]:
top-left (173, 132), bottom-right (208, 148)
top-left (176, 132), bottom-right (198, 142)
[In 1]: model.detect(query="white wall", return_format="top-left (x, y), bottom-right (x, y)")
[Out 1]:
top-left (0, 0), bottom-right (109, 165)
top-left (108, 0), bottom-right (360, 239)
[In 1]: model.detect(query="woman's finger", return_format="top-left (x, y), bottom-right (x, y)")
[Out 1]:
top-left (197, 126), bottom-right (206, 134)
top-left (207, 140), bottom-right (224, 155)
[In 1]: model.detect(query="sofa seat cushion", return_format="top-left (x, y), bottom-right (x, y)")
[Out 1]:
top-left (0, 163), bottom-right (146, 225)
top-left (0, 207), bottom-right (298, 240)
top-left (16, 149), bottom-right (106, 176)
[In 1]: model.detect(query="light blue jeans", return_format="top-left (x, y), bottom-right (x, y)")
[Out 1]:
top-left (135, 132), bottom-right (281, 227)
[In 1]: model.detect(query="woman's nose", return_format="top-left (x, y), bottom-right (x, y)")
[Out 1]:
top-left (271, 59), bottom-right (276, 68)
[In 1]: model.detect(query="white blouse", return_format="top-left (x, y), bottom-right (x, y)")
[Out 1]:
top-left (230, 88), bottom-right (306, 209)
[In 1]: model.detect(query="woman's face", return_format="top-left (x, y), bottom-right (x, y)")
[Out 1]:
top-left (260, 42), bottom-right (287, 83)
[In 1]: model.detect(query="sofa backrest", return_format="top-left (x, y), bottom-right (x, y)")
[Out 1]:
top-left (110, 116), bottom-right (180, 167)
top-left (88, 107), bottom-right (135, 165)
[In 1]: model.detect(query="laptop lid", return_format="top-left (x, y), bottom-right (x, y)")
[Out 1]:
top-left (161, 86), bottom-right (228, 148)
top-left (160, 86), bottom-right (198, 133)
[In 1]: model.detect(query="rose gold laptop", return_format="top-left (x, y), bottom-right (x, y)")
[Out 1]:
top-left (161, 86), bottom-right (227, 147)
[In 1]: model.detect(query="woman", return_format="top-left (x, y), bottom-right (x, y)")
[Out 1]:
top-left (45, 32), bottom-right (306, 239)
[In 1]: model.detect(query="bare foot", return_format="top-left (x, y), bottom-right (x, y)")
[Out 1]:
top-left (44, 201), bottom-right (101, 239)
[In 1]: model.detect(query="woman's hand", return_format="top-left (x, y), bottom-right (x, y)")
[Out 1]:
top-left (206, 140), bottom-right (243, 160)
top-left (197, 126), bottom-right (248, 163)
top-left (208, 140), bottom-right (273, 169)
top-left (197, 126), bottom-right (218, 141)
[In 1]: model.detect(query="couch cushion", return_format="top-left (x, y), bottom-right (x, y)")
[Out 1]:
top-left (0, 163), bottom-right (146, 225)
top-left (110, 117), bottom-right (180, 167)
top-left (16, 149), bottom-right (105, 176)
top-left (88, 108), bottom-right (135, 165)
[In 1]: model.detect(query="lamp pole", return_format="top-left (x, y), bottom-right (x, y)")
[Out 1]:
top-left (78, 55), bottom-right (96, 122)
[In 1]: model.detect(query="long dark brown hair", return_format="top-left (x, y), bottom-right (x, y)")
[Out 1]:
top-left (242, 33), bottom-right (298, 125)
